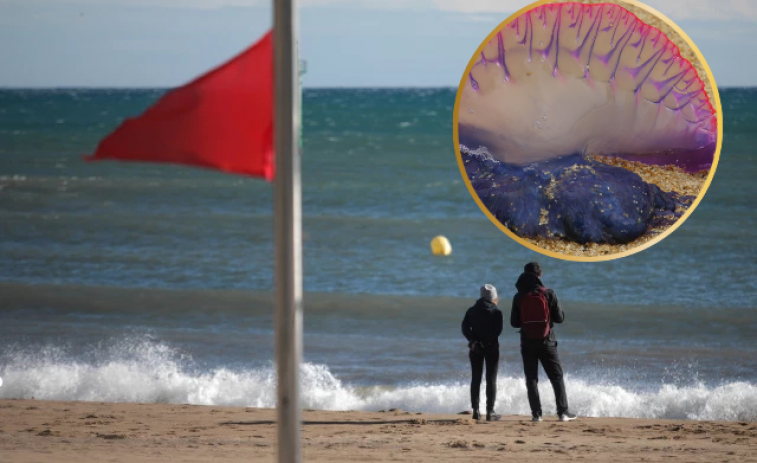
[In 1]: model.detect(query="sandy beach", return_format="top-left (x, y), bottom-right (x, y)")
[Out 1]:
top-left (1, 399), bottom-right (755, 463)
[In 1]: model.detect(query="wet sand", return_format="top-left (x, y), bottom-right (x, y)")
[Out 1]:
top-left (1, 399), bottom-right (755, 463)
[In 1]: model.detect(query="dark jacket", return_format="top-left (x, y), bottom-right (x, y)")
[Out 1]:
top-left (461, 298), bottom-right (503, 347)
top-left (510, 272), bottom-right (564, 345)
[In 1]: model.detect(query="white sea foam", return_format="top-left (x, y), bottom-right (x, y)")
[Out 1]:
top-left (1, 339), bottom-right (755, 421)
top-left (459, 144), bottom-right (496, 162)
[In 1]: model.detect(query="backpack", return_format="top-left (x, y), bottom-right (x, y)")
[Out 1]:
top-left (520, 288), bottom-right (550, 340)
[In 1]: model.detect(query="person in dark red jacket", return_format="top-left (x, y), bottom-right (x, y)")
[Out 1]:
top-left (461, 284), bottom-right (503, 421)
top-left (511, 262), bottom-right (577, 422)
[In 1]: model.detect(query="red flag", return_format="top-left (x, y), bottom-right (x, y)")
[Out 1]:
top-left (85, 31), bottom-right (274, 180)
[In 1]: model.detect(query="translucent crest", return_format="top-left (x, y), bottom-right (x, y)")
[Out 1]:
top-left (458, 2), bottom-right (717, 172)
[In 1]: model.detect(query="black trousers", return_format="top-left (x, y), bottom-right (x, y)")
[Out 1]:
top-left (521, 341), bottom-right (569, 416)
top-left (469, 345), bottom-right (499, 412)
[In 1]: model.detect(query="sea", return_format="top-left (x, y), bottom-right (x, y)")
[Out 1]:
top-left (1, 87), bottom-right (756, 421)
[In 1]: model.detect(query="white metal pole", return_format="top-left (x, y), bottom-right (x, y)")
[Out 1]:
top-left (273, 0), bottom-right (302, 462)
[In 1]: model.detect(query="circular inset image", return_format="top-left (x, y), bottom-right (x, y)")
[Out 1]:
top-left (453, 0), bottom-right (722, 261)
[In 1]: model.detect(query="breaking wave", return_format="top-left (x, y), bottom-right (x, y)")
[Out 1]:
top-left (1, 338), bottom-right (755, 422)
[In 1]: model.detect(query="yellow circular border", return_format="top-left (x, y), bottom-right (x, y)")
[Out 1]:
top-left (452, 0), bottom-right (723, 262)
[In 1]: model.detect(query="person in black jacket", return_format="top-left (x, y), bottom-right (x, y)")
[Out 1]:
top-left (461, 284), bottom-right (503, 421)
top-left (511, 262), bottom-right (577, 422)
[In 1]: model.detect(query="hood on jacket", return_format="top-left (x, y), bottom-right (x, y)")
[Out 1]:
top-left (473, 297), bottom-right (499, 311)
top-left (515, 272), bottom-right (544, 293)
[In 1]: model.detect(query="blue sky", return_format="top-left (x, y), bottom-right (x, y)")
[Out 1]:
top-left (0, 0), bottom-right (755, 88)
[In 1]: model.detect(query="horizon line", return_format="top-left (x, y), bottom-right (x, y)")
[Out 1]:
top-left (0, 85), bottom-right (755, 90)
top-left (0, 85), bottom-right (457, 90)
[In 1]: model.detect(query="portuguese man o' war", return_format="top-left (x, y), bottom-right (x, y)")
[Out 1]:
top-left (457, 2), bottom-right (718, 246)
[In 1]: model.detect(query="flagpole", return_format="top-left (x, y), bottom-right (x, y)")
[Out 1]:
top-left (273, 0), bottom-right (302, 462)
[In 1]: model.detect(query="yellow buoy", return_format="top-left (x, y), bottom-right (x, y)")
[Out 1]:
top-left (430, 235), bottom-right (452, 256)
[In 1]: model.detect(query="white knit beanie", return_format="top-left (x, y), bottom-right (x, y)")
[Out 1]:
top-left (480, 284), bottom-right (498, 302)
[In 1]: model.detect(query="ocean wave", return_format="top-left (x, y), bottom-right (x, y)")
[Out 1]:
top-left (0, 338), bottom-right (755, 422)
